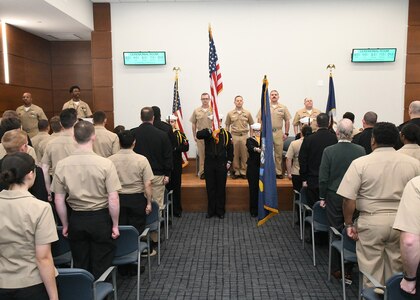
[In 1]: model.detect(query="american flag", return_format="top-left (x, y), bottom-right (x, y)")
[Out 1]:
top-left (172, 74), bottom-right (189, 167)
top-left (209, 26), bottom-right (223, 130)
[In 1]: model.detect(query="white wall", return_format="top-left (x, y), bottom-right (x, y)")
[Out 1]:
top-left (45, 0), bottom-right (93, 29)
top-left (111, 0), bottom-right (408, 156)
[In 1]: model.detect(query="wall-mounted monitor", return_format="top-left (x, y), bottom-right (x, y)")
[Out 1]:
top-left (123, 51), bottom-right (166, 65)
top-left (351, 48), bottom-right (396, 63)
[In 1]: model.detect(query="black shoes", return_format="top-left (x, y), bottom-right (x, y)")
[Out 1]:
top-left (200, 174), bottom-right (205, 180)
top-left (218, 214), bottom-right (224, 219)
top-left (206, 214), bottom-right (214, 219)
top-left (276, 175), bottom-right (284, 179)
top-left (231, 174), bottom-right (239, 179)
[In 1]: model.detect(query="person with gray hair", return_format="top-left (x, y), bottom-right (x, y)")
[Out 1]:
top-left (319, 118), bottom-right (366, 283)
top-left (398, 100), bottom-right (420, 131)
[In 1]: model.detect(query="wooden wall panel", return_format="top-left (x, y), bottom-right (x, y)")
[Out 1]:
top-left (51, 64), bottom-right (92, 90)
top-left (93, 3), bottom-right (111, 31)
top-left (91, 32), bottom-right (112, 59)
top-left (409, 0), bottom-right (420, 26)
top-left (52, 90), bottom-right (93, 112)
top-left (93, 87), bottom-right (114, 111)
top-left (92, 59), bottom-right (112, 87)
top-left (51, 41), bottom-right (91, 65)
top-left (407, 26), bottom-right (420, 54)
top-left (406, 55), bottom-right (420, 83)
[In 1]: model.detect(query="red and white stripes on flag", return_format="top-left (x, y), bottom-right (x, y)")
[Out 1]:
top-left (208, 26), bottom-right (223, 130)
top-left (172, 74), bottom-right (189, 167)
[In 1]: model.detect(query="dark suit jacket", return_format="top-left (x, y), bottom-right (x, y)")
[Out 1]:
top-left (298, 128), bottom-right (337, 187)
top-left (352, 127), bottom-right (373, 154)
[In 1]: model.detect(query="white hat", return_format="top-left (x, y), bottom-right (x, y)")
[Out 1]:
top-left (166, 115), bottom-right (178, 121)
top-left (251, 123), bottom-right (261, 130)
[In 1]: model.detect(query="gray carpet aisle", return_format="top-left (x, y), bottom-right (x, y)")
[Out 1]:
top-left (116, 211), bottom-right (359, 299)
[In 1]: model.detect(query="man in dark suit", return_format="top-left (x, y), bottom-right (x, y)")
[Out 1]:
top-left (299, 113), bottom-right (337, 207)
top-left (352, 111), bottom-right (377, 154)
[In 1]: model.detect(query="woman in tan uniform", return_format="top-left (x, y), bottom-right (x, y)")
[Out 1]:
top-left (0, 152), bottom-right (58, 300)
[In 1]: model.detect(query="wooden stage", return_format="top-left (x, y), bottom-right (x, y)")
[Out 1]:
top-left (180, 160), bottom-right (294, 212)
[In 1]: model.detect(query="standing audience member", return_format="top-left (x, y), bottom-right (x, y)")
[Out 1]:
top-left (286, 125), bottom-right (312, 193)
top-left (246, 123), bottom-right (261, 218)
top-left (190, 93), bottom-right (213, 179)
top-left (62, 85), bottom-right (92, 118)
top-left (52, 121), bottom-right (121, 279)
top-left (16, 92), bottom-right (48, 138)
top-left (0, 110), bottom-right (19, 140)
top-left (0, 152), bottom-right (58, 300)
top-left (92, 111), bottom-right (119, 158)
top-left (398, 100), bottom-right (420, 130)
top-left (352, 111), bottom-right (377, 154)
top-left (31, 120), bottom-right (51, 162)
top-left (257, 90), bottom-right (291, 178)
top-left (299, 113), bottom-right (337, 207)
top-left (49, 116), bottom-right (62, 137)
top-left (292, 97), bottom-right (321, 135)
top-left (166, 115), bottom-right (189, 218)
top-left (152, 106), bottom-right (177, 151)
top-left (318, 119), bottom-right (366, 283)
top-left (397, 123), bottom-right (420, 161)
top-left (0, 130), bottom-right (48, 201)
top-left (393, 175), bottom-right (420, 295)
top-left (225, 95), bottom-right (254, 179)
top-left (342, 112), bottom-right (360, 137)
top-left (113, 125), bottom-right (125, 135)
top-left (197, 115), bottom-right (233, 219)
top-left (338, 122), bottom-right (420, 286)
top-left (132, 107), bottom-right (172, 209)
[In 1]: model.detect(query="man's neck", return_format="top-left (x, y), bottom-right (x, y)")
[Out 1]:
top-left (77, 142), bottom-right (93, 151)
top-left (143, 121), bottom-right (153, 125)
top-left (72, 98), bottom-right (80, 102)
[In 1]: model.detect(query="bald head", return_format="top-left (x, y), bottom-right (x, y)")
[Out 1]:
top-left (336, 118), bottom-right (354, 140)
top-left (363, 111), bottom-right (377, 127)
top-left (409, 100), bottom-right (420, 118)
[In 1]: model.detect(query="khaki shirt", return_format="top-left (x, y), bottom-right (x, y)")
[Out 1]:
top-left (0, 144), bottom-right (38, 164)
top-left (393, 176), bottom-right (420, 235)
top-left (109, 149), bottom-right (154, 194)
top-left (337, 147), bottom-right (420, 214)
top-left (93, 126), bottom-right (120, 158)
top-left (189, 107), bottom-right (213, 131)
top-left (292, 107), bottom-right (321, 131)
top-left (41, 131), bottom-right (76, 174)
top-left (285, 138), bottom-right (303, 175)
top-left (225, 109), bottom-right (254, 135)
top-left (51, 149), bottom-right (121, 211)
top-left (31, 132), bottom-right (51, 162)
top-left (257, 103), bottom-right (291, 131)
top-left (16, 104), bottom-right (48, 138)
top-left (62, 99), bottom-right (92, 118)
top-left (0, 190), bottom-right (57, 289)
top-left (397, 144), bottom-right (420, 162)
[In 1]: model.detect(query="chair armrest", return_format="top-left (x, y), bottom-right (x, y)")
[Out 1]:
top-left (94, 266), bottom-right (116, 284)
top-left (139, 227), bottom-right (150, 239)
top-left (302, 204), bottom-right (312, 212)
top-left (329, 227), bottom-right (342, 238)
top-left (359, 269), bottom-right (385, 289)
top-left (160, 204), bottom-right (167, 211)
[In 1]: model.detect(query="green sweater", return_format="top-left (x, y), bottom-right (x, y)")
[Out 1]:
top-left (319, 141), bottom-right (366, 198)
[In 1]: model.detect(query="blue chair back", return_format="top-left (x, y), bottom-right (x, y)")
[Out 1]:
top-left (312, 201), bottom-right (328, 225)
top-left (146, 201), bottom-right (160, 229)
top-left (386, 273), bottom-right (417, 299)
top-left (57, 268), bottom-right (94, 300)
top-left (300, 187), bottom-right (308, 206)
top-left (114, 226), bottom-right (139, 257)
top-left (342, 228), bottom-right (356, 253)
top-left (52, 226), bottom-right (70, 257)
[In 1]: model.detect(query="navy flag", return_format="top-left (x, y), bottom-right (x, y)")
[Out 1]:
top-left (257, 76), bottom-right (279, 226)
top-left (326, 74), bottom-right (336, 129)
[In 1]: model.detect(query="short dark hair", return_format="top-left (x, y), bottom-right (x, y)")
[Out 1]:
top-left (73, 120), bottom-right (95, 144)
top-left (60, 108), bottom-right (78, 129)
top-left (69, 85), bottom-right (80, 93)
top-left (343, 112), bottom-right (355, 123)
top-left (141, 107), bottom-right (154, 122)
top-left (1, 118), bottom-right (21, 132)
top-left (50, 116), bottom-right (62, 133)
top-left (93, 111), bottom-right (106, 125)
top-left (401, 123), bottom-right (420, 144)
top-left (38, 119), bottom-right (49, 131)
top-left (372, 122), bottom-right (399, 147)
top-left (301, 125), bottom-right (313, 137)
top-left (113, 125), bottom-right (125, 135)
top-left (363, 111), bottom-right (377, 126)
top-left (152, 106), bottom-right (161, 120)
top-left (118, 130), bottom-right (135, 149)
top-left (0, 152), bottom-right (35, 186)
top-left (316, 113), bottom-right (329, 128)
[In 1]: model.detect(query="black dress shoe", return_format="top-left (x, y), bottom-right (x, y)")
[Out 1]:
top-left (250, 213), bottom-right (258, 218)
top-left (231, 174), bottom-right (239, 179)
top-left (276, 175), bottom-right (284, 179)
top-left (240, 175), bottom-right (247, 179)
top-left (206, 214), bottom-right (214, 219)
top-left (218, 214), bottom-right (224, 219)
top-left (200, 174), bottom-right (205, 180)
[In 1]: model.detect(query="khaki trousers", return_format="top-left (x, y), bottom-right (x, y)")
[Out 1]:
top-left (151, 175), bottom-right (165, 209)
top-left (232, 134), bottom-right (248, 176)
top-left (356, 214), bottom-right (402, 287)
top-left (196, 139), bottom-right (205, 176)
top-left (272, 130), bottom-right (284, 176)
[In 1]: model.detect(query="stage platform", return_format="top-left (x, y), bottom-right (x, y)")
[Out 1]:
top-left (181, 159), bottom-right (294, 212)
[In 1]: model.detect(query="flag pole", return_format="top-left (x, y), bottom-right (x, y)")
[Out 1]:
top-left (173, 66), bottom-right (181, 80)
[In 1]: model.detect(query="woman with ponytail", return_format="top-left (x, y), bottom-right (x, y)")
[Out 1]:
top-left (0, 152), bottom-right (58, 300)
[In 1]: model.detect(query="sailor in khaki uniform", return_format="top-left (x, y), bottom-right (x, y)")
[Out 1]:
top-left (190, 93), bottom-right (213, 179)
top-left (292, 98), bottom-right (321, 134)
top-left (257, 90), bottom-right (291, 178)
top-left (397, 123), bottom-right (420, 162)
top-left (52, 121), bottom-right (121, 279)
top-left (16, 92), bottom-right (48, 138)
top-left (92, 111), bottom-right (120, 157)
top-left (338, 122), bottom-right (420, 287)
top-left (393, 176), bottom-right (420, 295)
top-left (31, 119), bottom-right (51, 162)
top-left (225, 95), bottom-right (254, 179)
top-left (62, 85), bottom-right (92, 118)
top-left (0, 152), bottom-right (58, 300)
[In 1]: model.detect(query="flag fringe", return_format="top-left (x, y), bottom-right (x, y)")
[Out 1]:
top-left (257, 207), bottom-right (279, 227)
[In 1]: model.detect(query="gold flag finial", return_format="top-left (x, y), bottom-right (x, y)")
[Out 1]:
top-left (326, 64), bottom-right (335, 76)
top-left (173, 67), bottom-right (181, 80)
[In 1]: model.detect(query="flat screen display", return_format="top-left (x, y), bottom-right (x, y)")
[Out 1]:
top-left (123, 51), bottom-right (166, 65)
top-left (351, 48), bottom-right (396, 63)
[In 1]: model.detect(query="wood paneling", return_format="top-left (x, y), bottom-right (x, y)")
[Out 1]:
top-left (51, 41), bottom-right (91, 65)
top-left (93, 87), bottom-right (114, 111)
top-left (409, 0), bottom-right (420, 26)
top-left (93, 3), bottom-right (111, 31)
top-left (406, 55), bottom-right (420, 83)
top-left (92, 59), bottom-right (113, 88)
top-left (91, 32), bottom-right (112, 59)
top-left (51, 64), bottom-right (92, 90)
top-left (407, 26), bottom-right (420, 54)
top-left (405, 84), bottom-right (420, 105)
